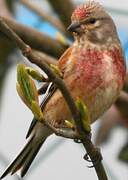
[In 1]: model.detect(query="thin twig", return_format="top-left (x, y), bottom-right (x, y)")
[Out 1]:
top-left (118, 91), bottom-right (128, 102)
top-left (47, 0), bottom-right (74, 28)
top-left (2, 17), bottom-right (68, 58)
top-left (0, 0), bottom-right (14, 119)
top-left (47, 0), bottom-right (74, 38)
top-left (0, 0), bottom-right (12, 17)
top-left (0, 17), bottom-right (108, 180)
top-left (115, 91), bottom-right (128, 118)
top-left (20, 0), bottom-right (66, 34)
top-left (123, 72), bottom-right (128, 93)
top-left (33, 50), bottom-right (57, 65)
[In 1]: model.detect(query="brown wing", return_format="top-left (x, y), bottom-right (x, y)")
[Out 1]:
top-left (43, 47), bottom-right (75, 127)
top-left (58, 46), bottom-right (73, 74)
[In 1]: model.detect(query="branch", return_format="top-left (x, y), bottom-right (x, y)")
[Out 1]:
top-left (20, 0), bottom-right (66, 34)
top-left (123, 72), bottom-right (128, 93)
top-left (33, 50), bottom-right (57, 65)
top-left (0, 0), bottom-right (12, 17)
top-left (0, 0), bottom-right (14, 110)
top-left (118, 91), bottom-right (128, 102)
top-left (115, 91), bottom-right (128, 118)
top-left (0, 17), bottom-right (108, 180)
top-left (2, 17), bottom-right (68, 58)
top-left (47, 0), bottom-right (74, 29)
top-left (5, 0), bottom-right (15, 13)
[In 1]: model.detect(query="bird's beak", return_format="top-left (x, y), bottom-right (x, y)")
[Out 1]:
top-left (67, 22), bottom-right (81, 33)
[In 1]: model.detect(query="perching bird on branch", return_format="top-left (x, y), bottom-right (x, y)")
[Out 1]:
top-left (0, 1), bottom-right (126, 178)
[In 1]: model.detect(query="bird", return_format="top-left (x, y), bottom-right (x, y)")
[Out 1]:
top-left (0, 1), bottom-right (126, 178)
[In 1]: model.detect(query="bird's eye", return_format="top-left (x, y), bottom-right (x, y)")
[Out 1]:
top-left (89, 18), bottom-right (96, 24)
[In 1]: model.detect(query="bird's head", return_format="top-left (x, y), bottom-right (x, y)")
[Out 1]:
top-left (68, 1), bottom-right (118, 44)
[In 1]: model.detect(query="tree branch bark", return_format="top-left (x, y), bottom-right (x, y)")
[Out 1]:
top-left (47, 0), bottom-right (74, 36)
top-left (115, 91), bottom-right (128, 118)
top-left (20, 0), bottom-right (66, 34)
top-left (123, 72), bottom-right (128, 93)
top-left (2, 17), bottom-right (68, 58)
top-left (33, 50), bottom-right (57, 65)
top-left (0, 0), bottom-right (14, 109)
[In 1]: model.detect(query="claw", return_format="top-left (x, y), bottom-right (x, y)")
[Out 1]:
top-left (87, 153), bottom-right (102, 168)
top-left (74, 139), bottom-right (82, 143)
top-left (83, 153), bottom-right (92, 162)
top-left (83, 148), bottom-right (103, 168)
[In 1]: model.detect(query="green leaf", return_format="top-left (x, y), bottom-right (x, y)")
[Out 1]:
top-left (31, 101), bottom-right (43, 121)
top-left (16, 82), bottom-right (31, 109)
top-left (50, 64), bottom-right (63, 78)
top-left (76, 98), bottom-right (91, 132)
top-left (25, 67), bottom-right (45, 82)
top-left (65, 120), bottom-right (74, 129)
top-left (17, 64), bottom-right (39, 107)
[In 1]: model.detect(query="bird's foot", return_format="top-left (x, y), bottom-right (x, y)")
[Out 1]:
top-left (83, 147), bottom-right (102, 168)
top-left (74, 139), bottom-right (82, 143)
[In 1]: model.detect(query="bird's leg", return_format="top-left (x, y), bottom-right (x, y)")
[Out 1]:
top-left (74, 131), bottom-right (91, 144)
top-left (83, 145), bottom-right (102, 168)
top-left (75, 98), bottom-right (103, 166)
top-left (74, 130), bottom-right (102, 168)
top-left (74, 139), bottom-right (82, 143)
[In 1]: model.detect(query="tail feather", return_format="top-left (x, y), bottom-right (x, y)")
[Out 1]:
top-left (26, 118), bottom-right (37, 139)
top-left (21, 140), bottom-right (43, 177)
top-left (0, 135), bottom-right (46, 179)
